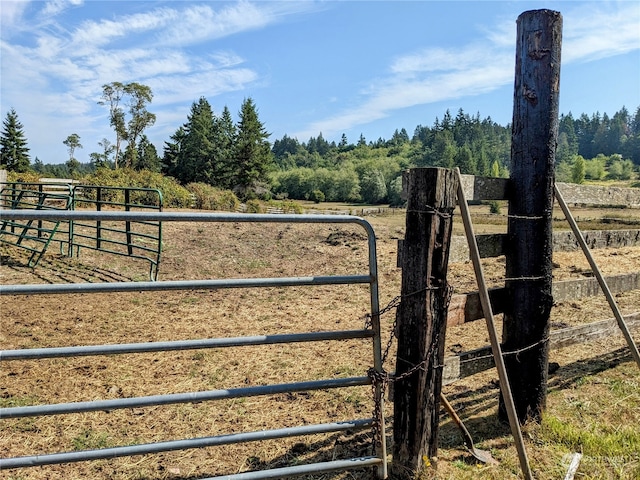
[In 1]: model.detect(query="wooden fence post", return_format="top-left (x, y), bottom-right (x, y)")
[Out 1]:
top-left (392, 167), bottom-right (458, 478)
top-left (501, 9), bottom-right (562, 424)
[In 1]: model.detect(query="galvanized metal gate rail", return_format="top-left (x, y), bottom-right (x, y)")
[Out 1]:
top-left (0, 210), bottom-right (388, 479)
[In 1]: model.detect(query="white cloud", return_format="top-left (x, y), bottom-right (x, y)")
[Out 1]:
top-left (0, 0), bottom-right (30, 24)
top-left (294, 2), bottom-right (640, 141)
top-left (42, 0), bottom-right (83, 17)
top-left (562, 3), bottom-right (640, 63)
top-left (159, 2), bottom-right (271, 46)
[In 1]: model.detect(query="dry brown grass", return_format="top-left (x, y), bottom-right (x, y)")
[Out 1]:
top-left (1, 206), bottom-right (639, 479)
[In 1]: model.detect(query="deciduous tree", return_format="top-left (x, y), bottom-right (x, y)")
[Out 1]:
top-left (99, 82), bottom-right (156, 168)
top-left (63, 133), bottom-right (82, 164)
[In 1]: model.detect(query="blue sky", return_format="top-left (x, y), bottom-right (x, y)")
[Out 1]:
top-left (1, 1), bottom-right (639, 165)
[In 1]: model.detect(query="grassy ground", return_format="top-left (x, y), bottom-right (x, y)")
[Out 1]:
top-left (1, 205), bottom-right (639, 479)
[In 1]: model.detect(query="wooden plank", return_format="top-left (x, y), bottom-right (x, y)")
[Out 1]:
top-left (403, 172), bottom-right (508, 202)
top-left (449, 273), bottom-right (640, 325)
top-left (403, 176), bottom-right (640, 208)
top-left (553, 229), bottom-right (640, 251)
top-left (457, 174), bottom-right (509, 202)
top-left (553, 273), bottom-right (640, 302)
top-left (447, 288), bottom-right (509, 325)
top-left (445, 230), bottom-right (640, 263)
top-left (442, 314), bottom-right (640, 385)
top-left (557, 182), bottom-right (640, 208)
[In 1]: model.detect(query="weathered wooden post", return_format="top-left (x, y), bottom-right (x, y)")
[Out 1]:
top-left (501, 9), bottom-right (562, 423)
top-left (392, 167), bottom-right (457, 478)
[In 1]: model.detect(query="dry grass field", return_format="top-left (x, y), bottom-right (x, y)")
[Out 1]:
top-left (1, 204), bottom-right (639, 480)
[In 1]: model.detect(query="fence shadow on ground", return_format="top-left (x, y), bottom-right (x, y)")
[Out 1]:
top-left (436, 346), bottom-right (634, 450)
top-left (0, 249), bottom-right (136, 284)
top-left (126, 347), bottom-right (636, 479)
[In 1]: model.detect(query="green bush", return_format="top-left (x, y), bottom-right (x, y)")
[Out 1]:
top-left (267, 199), bottom-right (304, 214)
top-left (309, 189), bottom-right (325, 203)
top-left (489, 200), bottom-right (502, 214)
top-left (6, 171), bottom-right (41, 184)
top-left (186, 183), bottom-right (239, 211)
top-left (82, 168), bottom-right (192, 208)
top-left (245, 199), bottom-right (263, 213)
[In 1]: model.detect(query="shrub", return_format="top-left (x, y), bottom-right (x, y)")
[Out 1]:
top-left (6, 171), bottom-right (41, 184)
top-left (186, 183), bottom-right (240, 211)
top-left (489, 200), bottom-right (502, 214)
top-left (245, 199), bottom-right (263, 213)
top-left (267, 199), bottom-right (304, 214)
top-left (82, 168), bottom-right (192, 208)
top-left (309, 189), bottom-right (325, 203)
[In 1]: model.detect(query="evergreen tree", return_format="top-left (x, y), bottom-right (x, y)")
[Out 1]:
top-left (136, 135), bottom-right (161, 172)
top-left (455, 144), bottom-right (477, 174)
top-left (179, 97), bottom-right (216, 184)
top-left (571, 155), bottom-right (586, 184)
top-left (0, 108), bottom-right (31, 172)
top-left (162, 127), bottom-right (186, 179)
top-left (211, 106), bottom-right (237, 188)
top-left (233, 97), bottom-right (273, 195)
top-left (338, 133), bottom-right (349, 151)
top-left (273, 134), bottom-right (301, 162)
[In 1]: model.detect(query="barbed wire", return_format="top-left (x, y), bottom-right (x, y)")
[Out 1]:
top-left (365, 285), bottom-right (551, 453)
top-left (406, 204), bottom-right (455, 219)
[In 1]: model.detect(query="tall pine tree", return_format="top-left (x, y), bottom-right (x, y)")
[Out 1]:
top-left (1, 108), bottom-right (31, 172)
top-left (210, 106), bottom-right (237, 189)
top-left (233, 97), bottom-right (273, 196)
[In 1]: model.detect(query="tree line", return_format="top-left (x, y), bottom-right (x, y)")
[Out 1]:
top-left (1, 81), bottom-right (638, 204)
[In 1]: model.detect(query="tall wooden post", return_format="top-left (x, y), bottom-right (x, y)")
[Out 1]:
top-left (392, 168), bottom-right (457, 478)
top-left (501, 9), bottom-right (562, 424)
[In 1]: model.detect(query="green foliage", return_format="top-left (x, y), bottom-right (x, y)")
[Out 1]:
top-left (490, 160), bottom-right (501, 178)
top-left (6, 170), bottom-right (41, 183)
top-left (387, 176), bottom-right (405, 207)
top-left (542, 414), bottom-right (640, 458)
top-left (72, 429), bottom-right (112, 451)
top-left (135, 135), bottom-right (161, 172)
top-left (272, 167), bottom-right (361, 203)
top-left (186, 182), bottom-right (239, 211)
top-left (1, 108), bottom-right (31, 172)
top-left (489, 200), bottom-right (502, 214)
top-left (309, 189), bottom-right (325, 203)
top-left (99, 81), bottom-right (156, 169)
top-left (267, 199), bottom-right (304, 213)
top-left (83, 168), bottom-right (192, 208)
top-left (584, 155), bottom-right (606, 180)
top-left (63, 133), bottom-right (82, 164)
top-left (245, 199), bottom-right (263, 213)
top-left (234, 97), bottom-right (273, 196)
top-left (571, 154), bottom-right (586, 184)
top-left (608, 156), bottom-right (635, 180)
top-left (359, 168), bottom-right (387, 204)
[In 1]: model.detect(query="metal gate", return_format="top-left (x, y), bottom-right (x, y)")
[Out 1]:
top-left (0, 210), bottom-right (388, 479)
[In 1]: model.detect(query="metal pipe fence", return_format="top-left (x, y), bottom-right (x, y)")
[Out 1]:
top-left (0, 182), bottom-right (73, 265)
top-left (0, 211), bottom-right (388, 479)
top-left (70, 185), bottom-right (163, 280)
